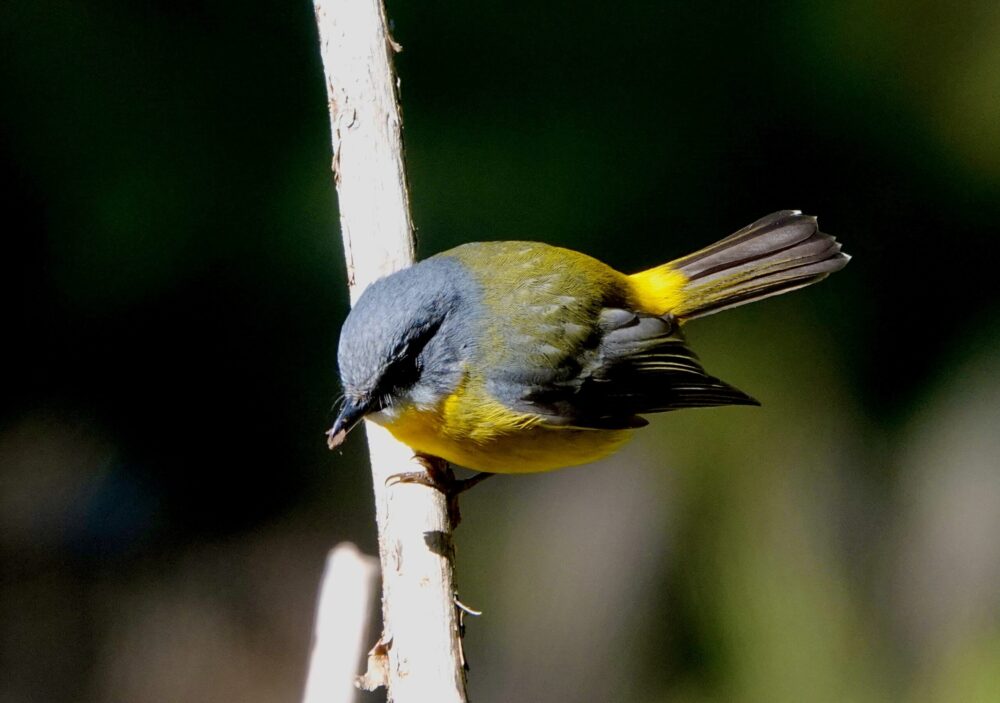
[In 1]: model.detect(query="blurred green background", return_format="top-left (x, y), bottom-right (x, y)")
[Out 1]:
top-left (4, 1), bottom-right (1000, 701)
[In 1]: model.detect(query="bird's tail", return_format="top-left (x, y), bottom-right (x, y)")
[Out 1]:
top-left (629, 210), bottom-right (850, 320)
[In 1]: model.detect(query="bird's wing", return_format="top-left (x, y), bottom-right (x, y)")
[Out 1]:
top-left (488, 308), bottom-right (758, 429)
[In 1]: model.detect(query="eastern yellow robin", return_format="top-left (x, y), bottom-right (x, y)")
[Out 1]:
top-left (328, 210), bottom-right (848, 474)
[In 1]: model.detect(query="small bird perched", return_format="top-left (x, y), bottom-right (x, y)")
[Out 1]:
top-left (328, 210), bottom-right (848, 476)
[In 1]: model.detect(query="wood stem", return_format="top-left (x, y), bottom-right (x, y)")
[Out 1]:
top-left (313, 1), bottom-right (470, 700)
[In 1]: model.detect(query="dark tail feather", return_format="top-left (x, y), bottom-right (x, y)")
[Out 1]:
top-left (668, 210), bottom-right (849, 320)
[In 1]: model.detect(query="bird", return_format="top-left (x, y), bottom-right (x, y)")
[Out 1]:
top-left (327, 210), bottom-right (849, 479)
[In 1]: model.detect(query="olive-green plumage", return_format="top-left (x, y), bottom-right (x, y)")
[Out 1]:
top-left (329, 210), bottom-right (849, 473)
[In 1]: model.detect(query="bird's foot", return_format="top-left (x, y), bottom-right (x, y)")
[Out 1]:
top-left (386, 455), bottom-right (493, 527)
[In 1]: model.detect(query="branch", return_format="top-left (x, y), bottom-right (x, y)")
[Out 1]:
top-left (313, 2), bottom-right (469, 701)
top-left (302, 543), bottom-right (379, 703)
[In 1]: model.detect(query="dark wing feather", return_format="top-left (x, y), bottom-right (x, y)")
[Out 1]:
top-left (496, 308), bottom-right (757, 429)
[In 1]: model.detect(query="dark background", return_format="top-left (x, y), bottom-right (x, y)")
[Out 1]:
top-left (4, 1), bottom-right (1000, 701)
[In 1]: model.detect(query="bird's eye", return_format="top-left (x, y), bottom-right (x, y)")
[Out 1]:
top-left (376, 321), bottom-right (441, 397)
top-left (383, 350), bottom-right (421, 393)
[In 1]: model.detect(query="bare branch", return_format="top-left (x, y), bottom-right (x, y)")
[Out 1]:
top-left (302, 543), bottom-right (379, 703)
top-left (314, 1), bottom-right (470, 700)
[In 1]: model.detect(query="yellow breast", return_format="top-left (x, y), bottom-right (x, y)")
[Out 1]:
top-left (370, 377), bottom-right (632, 473)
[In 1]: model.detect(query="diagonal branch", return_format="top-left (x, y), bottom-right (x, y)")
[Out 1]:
top-left (313, 1), bottom-right (469, 701)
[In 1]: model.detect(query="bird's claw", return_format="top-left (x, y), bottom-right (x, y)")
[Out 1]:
top-left (385, 455), bottom-right (493, 527)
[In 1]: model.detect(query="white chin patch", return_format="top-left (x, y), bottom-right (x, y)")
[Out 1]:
top-left (369, 407), bottom-right (400, 425)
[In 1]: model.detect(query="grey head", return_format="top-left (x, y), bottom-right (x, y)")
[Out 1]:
top-left (327, 255), bottom-right (479, 447)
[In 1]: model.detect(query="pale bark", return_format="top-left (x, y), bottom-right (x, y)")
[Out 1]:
top-left (302, 543), bottom-right (379, 703)
top-left (313, 1), bottom-right (469, 701)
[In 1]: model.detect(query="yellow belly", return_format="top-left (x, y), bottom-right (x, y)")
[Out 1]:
top-left (370, 403), bottom-right (632, 474)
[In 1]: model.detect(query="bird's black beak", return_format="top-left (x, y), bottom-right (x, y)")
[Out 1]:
top-left (326, 397), bottom-right (372, 450)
